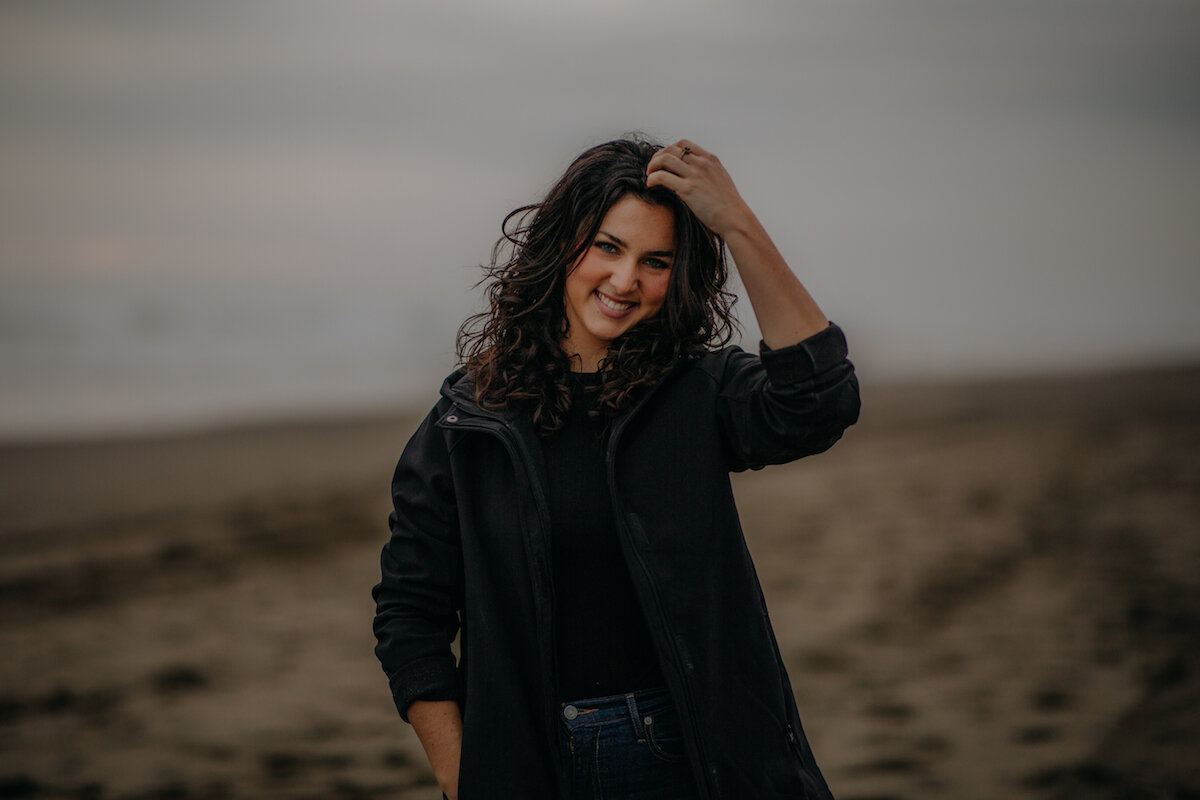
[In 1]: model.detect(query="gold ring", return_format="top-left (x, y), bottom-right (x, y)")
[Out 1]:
top-left (681, 146), bottom-right (692, 159)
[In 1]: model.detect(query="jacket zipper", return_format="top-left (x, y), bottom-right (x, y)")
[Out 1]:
top-left (604, 376), bottom-right (715, 800)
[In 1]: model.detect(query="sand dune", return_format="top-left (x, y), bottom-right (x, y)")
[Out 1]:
top-left (1, 367), bottom-right (1197, 799)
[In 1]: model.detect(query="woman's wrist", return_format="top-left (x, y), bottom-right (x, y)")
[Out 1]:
top-left (437, 769), bottom-right (459, 800)
top-left (710, 201), bottom-right (768, 248)
top-left (409, 699), bottom-right (462, 800)
top-left (711, 199), bottom-right (757, 241)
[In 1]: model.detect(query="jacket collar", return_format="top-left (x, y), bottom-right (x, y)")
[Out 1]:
top-left (439, 366), bottom-right (474, 409)
top-left (439, 367), bottom-right (514, 423)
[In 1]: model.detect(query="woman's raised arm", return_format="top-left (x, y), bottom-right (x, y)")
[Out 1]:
top-left (645, 140), bottom-right (829, 349)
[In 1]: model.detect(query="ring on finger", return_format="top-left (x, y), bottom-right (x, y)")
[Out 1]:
top-left (681, 145), bottom-right (692, 159)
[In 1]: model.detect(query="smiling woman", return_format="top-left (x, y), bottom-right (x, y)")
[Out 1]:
top-left (372, 136), bottom-right (860, 799)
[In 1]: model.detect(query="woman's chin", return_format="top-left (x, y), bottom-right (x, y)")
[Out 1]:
top-left (582, 316), bottom-right (632, 344)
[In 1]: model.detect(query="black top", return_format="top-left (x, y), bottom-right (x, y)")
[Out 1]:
top-left (542, 371), bottom-right (666, 700)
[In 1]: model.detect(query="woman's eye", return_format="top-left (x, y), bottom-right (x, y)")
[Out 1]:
top-left (645, 258), bottom-right (670, 270)
top-left (594, 241), bottom-right (618, 254)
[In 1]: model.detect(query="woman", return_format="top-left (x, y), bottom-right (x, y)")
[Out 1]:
top-left (373, 137), bottom-right (859, 799)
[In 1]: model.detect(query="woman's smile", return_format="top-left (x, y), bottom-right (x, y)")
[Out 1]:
top-left (592, 289), bottom-right (637, 317)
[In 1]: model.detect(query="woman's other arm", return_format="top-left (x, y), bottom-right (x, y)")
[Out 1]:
top-left (645, 140), bottom-right (828, 349)
top-left (371, 404), bottom-right (464, 798)
top-left (409, 700), bottom-right (462, 800)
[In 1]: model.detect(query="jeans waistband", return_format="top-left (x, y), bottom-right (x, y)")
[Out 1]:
top-left (559, 686), bottom-right (674, 736)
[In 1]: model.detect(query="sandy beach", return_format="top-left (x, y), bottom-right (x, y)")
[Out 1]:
top-left (1, 366), bottom-right (1197, 799)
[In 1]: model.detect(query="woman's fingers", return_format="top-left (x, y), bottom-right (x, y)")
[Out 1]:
top-left (648, 141), bottom-right (708, 173)
top-left (647, 150), bottom-right (695, 178)
top-left (648, 142), bottom-right (693, 171)
top-left (675, 139), bottom-right (713, 161)
top-left (645, 165), bottom-right (686, 194)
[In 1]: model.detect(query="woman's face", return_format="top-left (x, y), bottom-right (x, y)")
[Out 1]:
top-left (561, 194), bottom-right (676, 370)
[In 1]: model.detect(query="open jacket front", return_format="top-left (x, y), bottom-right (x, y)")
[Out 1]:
top-left (373, 323), bottom-right (860, 799)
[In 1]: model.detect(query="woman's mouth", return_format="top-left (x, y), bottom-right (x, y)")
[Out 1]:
top-left (593, 290), bottom-right (636, 318)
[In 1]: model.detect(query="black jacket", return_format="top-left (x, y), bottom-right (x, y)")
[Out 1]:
top-left (373, 323), bottom-right (860, 799)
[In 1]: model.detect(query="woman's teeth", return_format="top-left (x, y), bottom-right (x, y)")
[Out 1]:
top-left (595, 292), bottom-right (634, 311)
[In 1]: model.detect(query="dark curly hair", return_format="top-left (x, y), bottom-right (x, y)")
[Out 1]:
top-left (456, 137), bottom-right (738, 434)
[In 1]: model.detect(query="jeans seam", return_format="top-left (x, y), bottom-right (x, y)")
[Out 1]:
top-left (591, 727), bottom-right (603, 800)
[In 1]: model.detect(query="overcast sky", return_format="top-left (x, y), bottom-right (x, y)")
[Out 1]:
top-left (2, 0), bottom-right (1198, 396)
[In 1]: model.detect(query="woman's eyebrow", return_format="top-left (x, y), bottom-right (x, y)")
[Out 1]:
top-left (597, 230), bottom-right (626, 248)
top-left (597, 230), bottom-right (675, 258)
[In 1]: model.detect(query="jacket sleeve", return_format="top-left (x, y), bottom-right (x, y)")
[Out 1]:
top-left (371, 402), bottom-right (463, 721)
top-left (714, 321), bottom-right (860, 472)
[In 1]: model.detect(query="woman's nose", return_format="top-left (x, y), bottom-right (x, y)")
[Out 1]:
top-left (609, 258), bottom-right (638, 293)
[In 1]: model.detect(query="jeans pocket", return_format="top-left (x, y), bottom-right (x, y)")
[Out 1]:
top-left (643, 711), bottom-right (686, 763)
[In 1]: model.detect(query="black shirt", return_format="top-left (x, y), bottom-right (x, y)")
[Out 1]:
top-left (542, 371), bottom-right (666, 700)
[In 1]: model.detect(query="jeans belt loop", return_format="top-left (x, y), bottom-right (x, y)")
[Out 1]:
top-left (625, 691), bottom-right (647, 739)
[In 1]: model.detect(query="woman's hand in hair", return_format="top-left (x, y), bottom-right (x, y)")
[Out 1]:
top-left (645, 140), bottom-right (752, 236)
top-left (650, 139), bottom-right (830, 348)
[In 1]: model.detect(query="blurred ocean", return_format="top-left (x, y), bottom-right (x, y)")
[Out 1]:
top-left (0, 277), bottom-right (469, 440)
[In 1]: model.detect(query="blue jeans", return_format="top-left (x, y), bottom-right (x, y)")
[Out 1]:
top-left (559, 687), bottom-right (700, 800)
